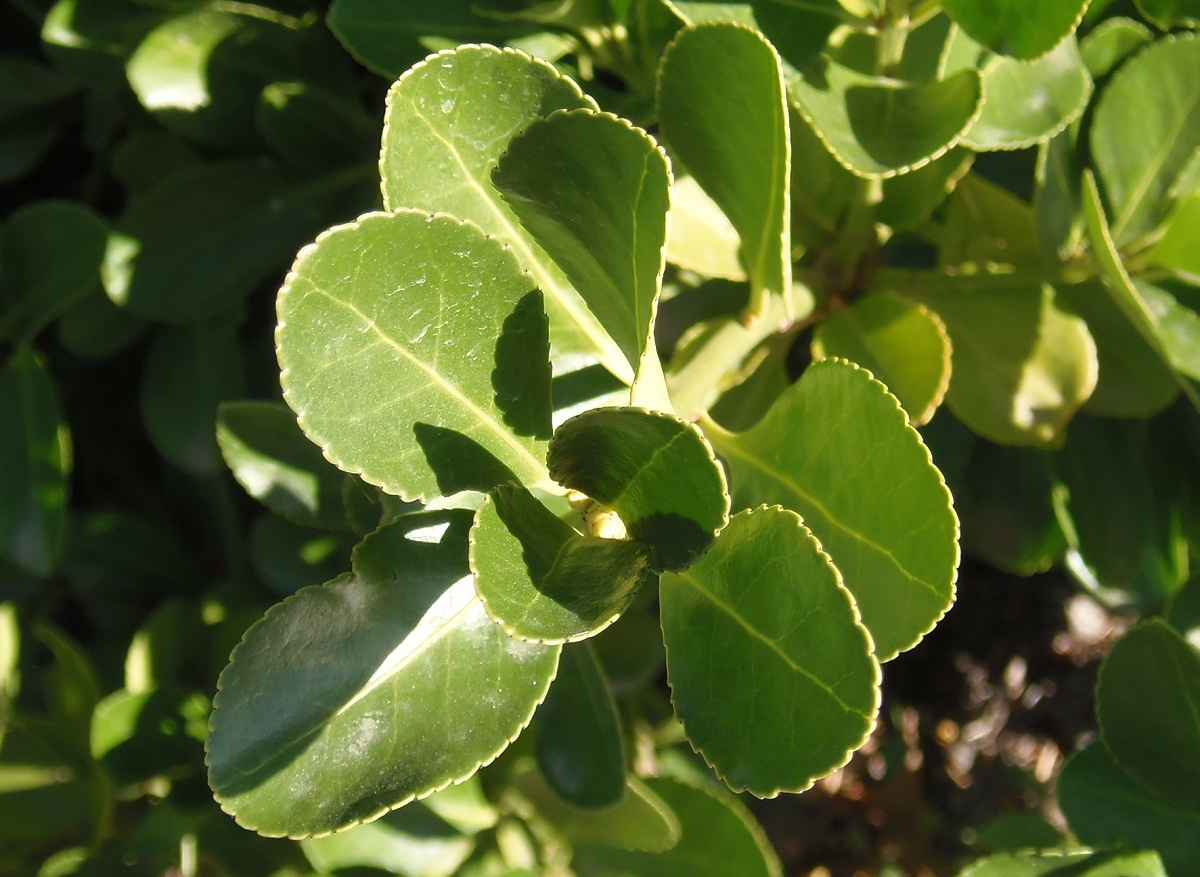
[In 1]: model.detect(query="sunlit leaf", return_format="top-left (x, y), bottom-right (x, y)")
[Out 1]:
top-left (942, 0), bottom-right (1088, 59)
top-left (665, 175), bottom-right (746, 281)
top-left (1135, 0), bottom-right (1200, 30)
top-left (959, 849), bottom-right (1167, 877)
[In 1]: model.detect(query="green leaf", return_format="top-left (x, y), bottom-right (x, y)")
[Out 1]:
top-left (959, 849), bottom-right (1168, 877)
top-left (663, 1), bottom-right (845, 70)
top-left (1090, 33), bottom-right (1200, 244)
top-left (515, 770), bottom-right (680, 852)
top-left (217, 401), bottom-right (351, 530)
top-left (915, 283), bottom-right (1098, 446)
top-left (1059, 742), bottom-right (1200, 877)
top-left (878, 147), bottom-right (973, 231)
top-left (1135, 0), bottom-right (1200, 30)
top-left (0, 201), bottom-right (108, 344)
top-left (207, 511), bottom-right (561, 837)
top-left (1149, 192), bottom-right (1200, 279)
top-left (1079, 17), bottom-right (1153, 77)
top-left (249, 514), bottom-right (356, 597)
top-left (957, 34), bottom-right (1092, 151)
top-left (379, 45), bottom-right (631, 381)
top-left (572, 775), bottom-right (782, 876)
top-left (493, 109), bottom-right (670, 391)
top-left (788, 58), bottom-right (982, 178)
top-left (660, 506), bottom-right (879, 795)
top-left (812, 292), bottom-right (951, 427)
top-left (547, 407), bottom-right (730, 572)
top-left (658, 22), bottom-right (791, 318)
top-left (941, 0), bottom-right (1088, 59)
top-left (665, 175), bottom-right (746, 281)
top-left (533, 642), bottom-right (626, 808)
top-left (704, 359), bottom-right (958, 661)
top-left (55, 286), bottom-right (145, 360)
top-left (0, 350), bottom-right (70, 578)
top-left (107, 160), bottom-right (353, 322)
top-left (1082, 170), bottom-right (1200, 409)
top-left (0, 56), bottom-right (75, 184)
top-left (300, 801), bottom-right (476, 877)
top-left (277, 209), bottom-right (553, 502)
top-left (789, 106), bottom-right (860, 247)
top-left (257, 81), bottom-right (378, 173)
top-left (91, 687), bottom-right (208, 786)
top-left (470, 483), bottom-right (651, 643)
top-left (1097, 619), bottom-right (1200, 810)
top-left (141, 319), bottom-right (245, 475)
top-left (1168, 576), bottom-right (1200, 650)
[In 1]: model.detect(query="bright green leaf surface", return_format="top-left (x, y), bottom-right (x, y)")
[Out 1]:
top-left (1135, 0), bottom-right (1200, 30)
top-left (107, 160), bottom-right (352, 322)
top-left (547, 407), bottom-right (729, 572)
top-left (516, 770), bottom-right (680, 852)
top-left (959, 849), bottom-right (1167, 877)
top-left (277, 209), bottom-right (553, 502)
top-left (494, 109), bottom-right (669, 384)
top-left (470, 483), bottom-right (651, 643)
top-left (915, 283), bottom-right (1098, 446)
top-left (1090, 33), bottom-right (1200, 244)
top-left (141, 320), bottom-right (245, 475)
top-left (1149, 192), bottom-right (1200, 279)
top-left (0, 351), bottom-right (70, 577)
top-left (942, 0), bottom-right (1088, 59)
top-left (789, 59), bottom-right (982, 178)
top-left (379, 45), bottom-right (629, 380)
top-left (663, 1), bottom-right (845, 70)
top-left (300, 801), bottom-right (475, 876)
top-left (658, 22), bottom-right (791, 317)
top-left (207, 511), bottom-right (560, 837)
top-left (572, 775), bottom-right (782, 876)
top-left (705, 359), bottom-right (958, 661)
top-left (661, 506), bottom-right (879, 795)
top-left (812, 292), bottom-right (951, 427)
top-left (959, 35), bottom-right (1092, 151)
top-left (1079, 17), bottom-right (1153, 77)
top-left (0, 201), bottom-right (108, 344)
top-left (533, 642), bottom-right (626, 808)
top-left (1082, 171), bottom-right (1200, 409)
top-left (1097, 619), bottom-right (1200, 810)
top-left (1059, 742), bottom-right (1200, 877)
top-left (665, 175), bottom-right (746, 281)
top-left (217, 401), bottom-right (351, 530)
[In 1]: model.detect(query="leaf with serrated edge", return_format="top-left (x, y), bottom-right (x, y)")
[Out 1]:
top-left (494, 108), bottom-right (670, 393)
top-left (703, 359), bottom-right (958, 661)
top-left (661, 506), bottom-right (879, 796)
top-left (547, 407), bottom-right (730, 573)
top-left (207, 511), bottom-right (561, 837)
top-left (658, 22), bottom-right (791, 318)
top-left (470, 483), bottom-right (651, 643)
top-left (379, 45), bottom-right (630, 381)
top-left (942, 0), bottom-right (1088, 60)
top-left (277, 209), bottom-right (553, 502)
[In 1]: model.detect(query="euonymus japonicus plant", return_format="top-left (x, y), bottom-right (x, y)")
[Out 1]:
top-left (189, 0), bottom-right (1200, 872)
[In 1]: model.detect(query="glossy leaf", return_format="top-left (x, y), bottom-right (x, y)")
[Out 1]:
top-left (547, 407), bottom-right (730, 572)
top-left (107, 160), bottom-right (350, 322)
top-left (1090, 33), bottom-right (1200, 244)
top-left (661, 506), bottom-right (879, 795)
top-left (959, 849), bottom-right (1167, 877)
top-left (0, 201), bottom-right (108, 344)
top-left (811, 292), bottom-right (951, 427)
top-left (533, 643), bottom-right (626, 808)
top-left (470, 483), bottom-right (651, 643)
top-left (789, 58), bottom-right (982, 178)
top-left (572, 775), bottom-right (782, 876)
top-left (958, 35), bottom-right (1092, 151)
top-left (942, 0), bottom-right (1088, 59)
top-left (0, 351), bottom-right (70, 577)
top-left (665, 175), bottom-right (746, 281)
top-left (705, 359), bottom-right (958, 661)
top-left (658, 22), bottom-right (791, 318)
top-left (277, 209), bottom-right (553, 502)
top-left (663, 0), bottom-right (844, 70)
top-left (207, 511), bottom-right (561, 837)
top-left (217, 401), bottom-right (350, 530)
top-left (1135, 0), bottom-right (1200, 30)
top-left (379, 45), bottom-right (629, 380)
top-left (1082, 171), bottom-right (1200, 409)
top-left (1097, 619), bottom-right (1200, 810)
top-left (141, 319), bottom-right (245, 475)
top-left (494, 109), bottom-right (669, 388)
top-left (1059, 742), bottom-right (1200, 877)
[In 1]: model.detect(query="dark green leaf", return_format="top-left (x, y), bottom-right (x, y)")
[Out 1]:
top-left (878, 147), bottom-right (972, 231)
top-left (1135, 0), bottom-right (1200, 30)
top-left (257, 81), bottom-right (378, 172)
top-left (207, 511), bottom-right (561, 837)
top-left (471, 483), bottom-right (651, 643)
top-left (663, 0), bottom-right (845, 70)
top-left (249, 514), bottom-right (356, 597)
top-left (91, 687), bottom-right (208, 786)
top-left (706, 359), bottom-right (959, 661)
top-left (1097, 619), bottom-right (1200, 809)
top-left (942, 0), bottom-right (1088, 59)
top-left (0, 350), bottom-right (70, 577)
top-left (661, 506), bottom-right (879, 794)
top-left (547, 407), bottom-right (730, 572)
top-left (277, 209), bottom-right (553, 502)
top-left (0, 55), bottom-right (75, 184)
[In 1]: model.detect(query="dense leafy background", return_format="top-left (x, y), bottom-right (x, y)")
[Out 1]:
top-left (2, 0), bottom-right (1200, 875)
